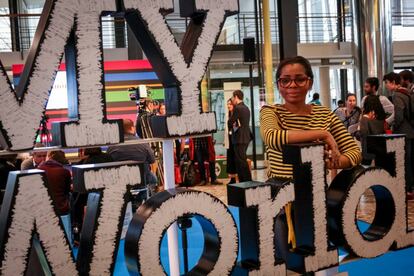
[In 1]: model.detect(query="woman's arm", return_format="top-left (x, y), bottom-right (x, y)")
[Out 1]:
top-left (288, 129), bottom-right (349, 169)
top-left (260, 106), bottom-right (341, 164)
top-left (260, 106), bottom-right (288, 151)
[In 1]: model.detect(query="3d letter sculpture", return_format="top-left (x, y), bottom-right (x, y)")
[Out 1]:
top-left (123, 0), bottom-right (238, 137)
top-left (125, 189), bottom-right (238, 275)
top-left (0, 0), bottom-right (123, 150)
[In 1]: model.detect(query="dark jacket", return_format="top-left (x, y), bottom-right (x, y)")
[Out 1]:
top-left (107, 134), bottom-right (156, 184)
top-left (393, 88), bottom-right (414, 139)
top-left (229, 102), bottom-right (251, 144)
top-left (38, 160), bottom-right (72, 215)
top-left (107, 134), bottom-right (155, 164)
top-left (188, 136), bottom-right (216, 162)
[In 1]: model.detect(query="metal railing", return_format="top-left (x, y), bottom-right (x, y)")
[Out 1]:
top-left (392, 12), bottom-right (414, 41)
top-left (0, 14), bottom-right (128, 51)
top-left (392, 12), bottom-right (414, 26)
top-left (2, 11), bottom-right (414, 52)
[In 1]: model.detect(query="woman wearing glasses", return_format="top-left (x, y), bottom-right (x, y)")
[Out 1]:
top-left (259, 56), bottom-right (361, 259)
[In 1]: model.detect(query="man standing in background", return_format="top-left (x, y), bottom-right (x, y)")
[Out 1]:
top-left (383, 72), bottom-right (414, 199)
top-left (399, 70), bottom-right (414, 93)
top-left (229, 90), bottom-right (252, 182)
top-left (361, 77), bottom-right (394, 126)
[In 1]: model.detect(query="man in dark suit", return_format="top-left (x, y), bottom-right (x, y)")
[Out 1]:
top-left (229, 90), bottom-right (252, 182)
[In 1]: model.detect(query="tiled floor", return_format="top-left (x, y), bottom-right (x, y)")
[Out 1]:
top-left (191, 163), bottom-right (414, 229)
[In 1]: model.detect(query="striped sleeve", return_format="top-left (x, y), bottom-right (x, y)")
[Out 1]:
top-left (329, 112), bottom-right (362, 166)
top-left (260, 105), bottom-right (288, 152)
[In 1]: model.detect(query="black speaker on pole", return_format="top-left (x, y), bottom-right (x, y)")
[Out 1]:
top-left (243, 37), bottom-right (256, 63)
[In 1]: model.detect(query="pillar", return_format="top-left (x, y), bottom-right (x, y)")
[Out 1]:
top-left (262, 0), bottom-right (274, 104)
top-left (319, 66), bottom-right (331, 109)
top-left (357, 0), bottom-right (393, 95)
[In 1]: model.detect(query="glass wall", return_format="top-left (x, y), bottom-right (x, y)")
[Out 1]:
top-left (0, 0), bottom-right (11, 51)
top-left (392, 0), bottom-right (414, 41)
top-left (17, 0), bottom-right (44, 50)
top-left (208, 70), bottom-right (263, 157)
top-left (298, 0), bottom-right (353, 43)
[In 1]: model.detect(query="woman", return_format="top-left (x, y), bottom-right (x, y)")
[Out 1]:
top-left (260, 56), bottom-right (361, 258)
top-left (359, 95), bottom-right (387, 165)
top-left (158, 103), bottom-right (166, 115)
top-left (224, 99), bottom-right (237, 184)
top-left (334, 93), bottom-right (361, 134)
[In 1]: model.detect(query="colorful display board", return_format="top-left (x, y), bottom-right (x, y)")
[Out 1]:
top-left (12, 60), bottom-right (164, 129)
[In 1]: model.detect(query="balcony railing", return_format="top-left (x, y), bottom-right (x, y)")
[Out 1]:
top-left (1, 11), bottom-right (414, 52)
top-left (392, 12), bottom-right (414, 41)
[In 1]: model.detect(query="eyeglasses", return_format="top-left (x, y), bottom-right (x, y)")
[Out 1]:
top-left (277, 77), bottom-right (311, 88)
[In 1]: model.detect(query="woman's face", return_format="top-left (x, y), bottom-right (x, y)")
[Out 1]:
top-left (159, 104), bottom-right (166, 115)
top-left (346, 95), bottom-right (357, 110)
top-left (278, 63), bottom-right (312, 105)
top-left (227, 101), bottom-right (234, 112)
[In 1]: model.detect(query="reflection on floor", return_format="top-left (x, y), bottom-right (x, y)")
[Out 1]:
top-left (191, 163), bottom-right (414, 228)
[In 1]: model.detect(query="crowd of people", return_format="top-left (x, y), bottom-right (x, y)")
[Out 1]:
top-left (329, 70), bottom-right (414, 198)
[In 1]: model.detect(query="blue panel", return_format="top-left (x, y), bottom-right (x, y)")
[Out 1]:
top-left (104, 72), bottom-right (159, 82)
top-left (13, 76), bottom-right (20, 86)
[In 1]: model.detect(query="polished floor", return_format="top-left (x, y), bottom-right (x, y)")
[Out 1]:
top-left (191, 162), bottom-right (414, 229)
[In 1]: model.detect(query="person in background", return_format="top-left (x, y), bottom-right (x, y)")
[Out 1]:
top-left (78, 147), bottom-right (113, 164)
top-left (71, 147), bottom-right (113, 245)
top-left (361, 77), bottom-right (394, 126)
top-left (383, 72), bottom-right (414, 200)
top-left (224, 99), bottom-right (237, 184)
top-left (399, 70), bottom-right (414, 93)
top-left (260, 56), bottom-right (361, 260)
top-left (189, 136), bottom-right (221, 185)
top-left (334, 93), bottom-right (361, 135)
top-left (332, 99), bottom-right (345, 113)
top-left (136, 99), bottom-right (155, 138)
top-left (229, 90), bottom-right (252, 182)
top-left (38, 150), bottom-right (72, 216)
top-left (308, 92), bottom-right (321, 105)
top-left (107, 119), bottom-right (157, 194)
top-left (157, 103), bottom-right (166, 115)
top-left (21, 142), bottom-right (47, 170)
top-left (359, 95), bottom-right (387, 165)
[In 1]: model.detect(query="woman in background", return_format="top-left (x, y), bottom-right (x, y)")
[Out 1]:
top-left (224, 99), bottom-right (237, 184)
top-left (359, 95), bottom-right (387, 165)
top-left (334, 93), bottom-right (361, 135)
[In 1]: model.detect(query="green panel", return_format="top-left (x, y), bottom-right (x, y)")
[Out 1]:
top-left (148, 88), bottom-right (165, 100)
top-left (105, 91), bottom-right (130, 102)
top-left (105, 89), bottom-right (164, 102)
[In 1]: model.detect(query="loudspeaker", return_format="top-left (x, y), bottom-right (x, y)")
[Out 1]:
top-left (180, 0), bottom-right (196, 17)
top-left (243, 37), bottom-right (256, 63)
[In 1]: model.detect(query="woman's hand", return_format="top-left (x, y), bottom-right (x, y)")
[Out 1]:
top-left (323, 132), bottom-right (341, 169)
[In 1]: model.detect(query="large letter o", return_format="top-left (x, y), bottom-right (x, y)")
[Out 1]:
top-left (328, 167), bottom-right (401, 258)
top-left (125, 188), bottom-right (238, 275)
